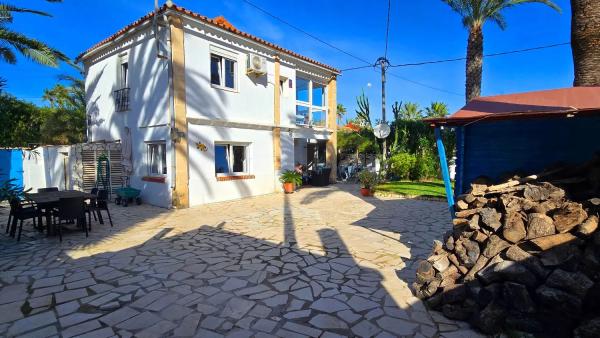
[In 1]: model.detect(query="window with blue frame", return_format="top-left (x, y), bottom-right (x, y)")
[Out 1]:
top-left (215, 143), bottom-right (249, 175)
top-left (210, 54), bottom-right (237, 90)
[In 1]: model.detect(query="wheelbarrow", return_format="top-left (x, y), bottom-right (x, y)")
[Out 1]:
top-left (115, 186), bottom-right (141, 207)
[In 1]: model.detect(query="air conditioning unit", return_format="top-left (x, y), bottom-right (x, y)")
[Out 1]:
top-left (247, 53), bottom-right (267, 76)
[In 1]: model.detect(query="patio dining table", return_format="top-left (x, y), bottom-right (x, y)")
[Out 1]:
top-left (25, 190), bottom-right (97, 233)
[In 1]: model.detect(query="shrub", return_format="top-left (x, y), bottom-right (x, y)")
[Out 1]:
top-left (411, 154), bottom-right (439, 180)
top-left (358, 170), bottom-right (378, 189)
top-left (389, 152), bottom-right (416, 180)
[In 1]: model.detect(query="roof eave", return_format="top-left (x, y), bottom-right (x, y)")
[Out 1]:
top-left (76, 5), bottom-right (340, 75)
top-left (425, 108), bottom-right (600, 127)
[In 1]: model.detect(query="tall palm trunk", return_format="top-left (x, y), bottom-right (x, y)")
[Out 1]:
top-left (571, 0), bottom-right (600, 86)
top-left (465, 26), bottom-right (484, 103)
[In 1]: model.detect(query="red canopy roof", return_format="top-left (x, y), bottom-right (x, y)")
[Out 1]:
top-left (426, 87), bottom-right (600, 126)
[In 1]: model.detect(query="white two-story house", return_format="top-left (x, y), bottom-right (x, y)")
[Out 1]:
top-left (77, 2), bottom-right (339, 208)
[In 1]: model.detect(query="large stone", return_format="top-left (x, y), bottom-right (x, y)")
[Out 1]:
top-left (502, 211), bottom-right (526, 243)
top-left (455, 238), bottom-right (480, 268)
top-left (474, 300), bottom-right (506, 334)
top-left (308, 314), bottom-right (348, 330)
top-left (479, 208), bottom-right (502, 231)
top-left (441, 284), bottom-right (467, 304)
top-left (477, 261), bottom-right (537, 287)
top-left (574, 317), bottom-right (600, 338)
top-left (310, 298), bottom-right (349, 313)
top-left (428, 254), bottom-right (450, 272)
top-left (482, 235), bottom-right (510, 258)
top-left (535, 285), bottom-right (582, 317)
top-left (545, 269), bottom-right (594, 298)
top-left (415, 260), bottom-right (435, 283)
top-left (503, 282), bottom-right (535, 313)
top-left (376, 316), bottom-right (419, 336)
top-left (578, 215), bottom-right (599, 236)
top-left (442, 299), bottom-right (477, 321)
top-left (523, 184), bottom-right (551, 201)
top-left (505, 245), bottom-right (548, 279)
top-left (221, 298), bottom-right (256, 319)
top-left (553, 202), bottom-right (588, 233)
top-left (526, 213), bottom-right (555, 239)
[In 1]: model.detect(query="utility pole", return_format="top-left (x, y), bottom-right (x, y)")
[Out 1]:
top-left (376, 57), bottom-right (389, 160)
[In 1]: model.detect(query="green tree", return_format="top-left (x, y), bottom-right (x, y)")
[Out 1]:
top-left (443, 0), bottom-right (560, 102)
top-left (424, 101), bottom-right (449, 118)
top-left (0, 93), bottom-right (41, 146)
top-left (336, 103), bottom-right (347, 123)
top-left (0, 1), bottom-right (68, 67)
top-left (40, 70), bottom-right (86, 144)
top-left (399, 102), bottom-right (423, 120)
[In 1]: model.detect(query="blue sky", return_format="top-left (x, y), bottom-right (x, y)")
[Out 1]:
top-left (2, 0), bottom-right (572, 121)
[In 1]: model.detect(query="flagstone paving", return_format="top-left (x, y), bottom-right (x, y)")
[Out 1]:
top-left (0, 185), bottom-right (484, 337)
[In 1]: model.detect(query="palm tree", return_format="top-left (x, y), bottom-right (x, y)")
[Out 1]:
top-left (0, 1), bottom-right (68, 67)
top-left (425, 101), bottom-right (449, 117)
top-left (571, 0), bottom-right (600, 86)
top-left (443, 0), bottom-right (560, 103)
top-left (336, 103), bottom-right (347, 124)
top-left (399, 102), bottom-right (423, 120)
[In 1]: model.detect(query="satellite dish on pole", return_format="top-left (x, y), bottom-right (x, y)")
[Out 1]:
top-left (373, 122), bottom-right (391, 139)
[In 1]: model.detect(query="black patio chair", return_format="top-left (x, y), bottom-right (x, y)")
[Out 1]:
top-left (54, 196), bottom-right (87, 241)
top-left (86, 189), bottom-right (113, 228)
top-left (8, 198), bottom-right (41, 241)
top-left (38, 187), bottom-right (59, 193)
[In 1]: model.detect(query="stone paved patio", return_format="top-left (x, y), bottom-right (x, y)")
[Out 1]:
top-left (0, 185), bottom-right (483, 338)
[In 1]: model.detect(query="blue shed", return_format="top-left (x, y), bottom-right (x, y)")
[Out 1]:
top-left (426, 87), bottom-right (600, 213)
top-left (0, 149), bottom-right (24, 188)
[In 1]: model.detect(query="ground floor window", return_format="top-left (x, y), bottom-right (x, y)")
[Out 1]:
top-left (215, 143), bottom-right (249, 175)
top-left (147, 142), bottom-right (167, 175)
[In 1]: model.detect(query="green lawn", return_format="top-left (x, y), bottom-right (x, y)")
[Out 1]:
top-left (375, 180), bottom-right (450, 198)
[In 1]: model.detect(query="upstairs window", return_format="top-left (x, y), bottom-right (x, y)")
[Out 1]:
top-left (120, 62), bottom-right (128, 88)
top-left (295, 76), bottom-right (327, 127)
top-left (215, 143), bottom-right (249, 175)
top-left (210, 54), bottom-right (236, 90)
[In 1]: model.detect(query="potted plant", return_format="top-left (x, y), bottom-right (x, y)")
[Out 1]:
top-left (280, 170), bottom-right (302, 194)
top-left (358, 170), bottom-right (378, 197)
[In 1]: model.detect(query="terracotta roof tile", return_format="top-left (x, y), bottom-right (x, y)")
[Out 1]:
top-left (77, 3), bottom-right (340, 73)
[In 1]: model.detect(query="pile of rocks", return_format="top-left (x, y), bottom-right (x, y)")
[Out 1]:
top-left (413, 175), bottom-right (600, 337)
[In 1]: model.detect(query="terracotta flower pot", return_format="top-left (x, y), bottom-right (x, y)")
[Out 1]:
top-left (283, 182), bottom-right (295, 194)
top-left (360, 187), bottom-right (373, 197)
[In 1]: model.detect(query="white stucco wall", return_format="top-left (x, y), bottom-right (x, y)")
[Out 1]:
top-left (187, 124), bottom-right (276, 206)
top-left (82, 13), bottom-right (336, 208)
top-left (84, 26), bottom-right (173, 208)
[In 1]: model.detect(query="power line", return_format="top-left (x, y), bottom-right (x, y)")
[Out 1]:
top-left (341, 64), bottom-right (376, 72)
top-left (240, 0), bottom-right (372, 66)
top-left (386, 71), bottom-right (463, 97)
top-left (384, 0), bottom-right (391, 59)
top-left (390, 42), bottom-right (570, 68)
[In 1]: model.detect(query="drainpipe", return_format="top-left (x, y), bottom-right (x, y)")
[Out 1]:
top-left (434, 126), bottom-right (455, 218)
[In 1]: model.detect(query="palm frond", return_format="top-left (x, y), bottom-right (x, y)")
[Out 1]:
top-left (0, 45), bottom-right (15, 63)
top-left (0, 4), bottom-right (52, 24)
top-left (0, 28), bottom-right (66, 67)
top-left (505, 0), bottom-right (561, 13)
